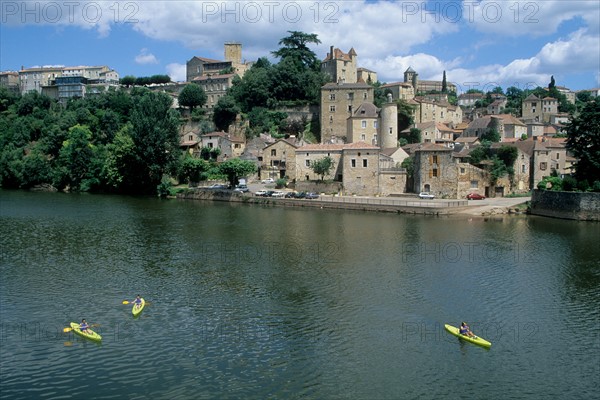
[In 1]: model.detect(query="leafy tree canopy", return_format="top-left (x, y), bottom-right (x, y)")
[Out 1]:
top-left (565, 97), bottom-right (600, 184)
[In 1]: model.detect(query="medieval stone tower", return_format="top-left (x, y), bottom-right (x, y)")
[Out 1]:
top-left (224, 42), bottom-right (242, 64)
top-left (380, 93), bottom-right (398, 148)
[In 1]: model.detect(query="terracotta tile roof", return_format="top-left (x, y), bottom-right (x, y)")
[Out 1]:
top-left (414, 143), bottom-right (452, 152)
top-left (300, 141), bottom-right (379, 151)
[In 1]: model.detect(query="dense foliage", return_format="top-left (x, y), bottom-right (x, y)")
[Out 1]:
top-left (0, 87), bottom-right (181, 194)
top-left (565, 98), bottom-right (600, 188)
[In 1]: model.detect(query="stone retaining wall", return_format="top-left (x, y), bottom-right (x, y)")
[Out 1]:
top-left (530, 189), bottom-right (600, 221)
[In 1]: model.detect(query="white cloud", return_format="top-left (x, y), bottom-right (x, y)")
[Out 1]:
top-left (166, 63), bottom-right (186, 82)
top-left (135, 49), bottom-right (158, 65)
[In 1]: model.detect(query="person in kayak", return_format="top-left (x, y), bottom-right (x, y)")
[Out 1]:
top-left (459, 322), bottom-right (476, 338)
top-left (132, 295), bottom-right (143, 309)
top-left (79, 319), bottom-right (91, 333)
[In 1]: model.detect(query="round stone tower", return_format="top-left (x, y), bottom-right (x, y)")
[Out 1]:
top-left (380, 93), bottom-right (398, 148)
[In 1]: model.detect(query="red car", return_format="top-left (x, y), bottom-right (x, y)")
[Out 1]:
top-left (467, 193), bottom-right (486, 200)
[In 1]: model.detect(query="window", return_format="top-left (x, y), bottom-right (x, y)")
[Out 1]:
top-left (347, 92), bottom-right (354, 100)
top-left (330, 105), bottom-right (336, 112)
top-left (432, 155), bottom-right (438, 164)
top-left (363, 159), bottom-right (368, 167)
top-left (363, 92), bottom-right (368, 100)
top-left (471, 180), bottom-right (478, 188)
top-left (271, 149), bottom-right (276, 156)
top-left (351, 159), bottom-right (356, 167)
top-left (348, 105), bottom-right (353, 113)
top-left (361, 121), bottom-right (367, 128)
top-left (305, 160), bottom-right (310, 167)
top-left (540, 162), bottom-right (547, 171)
top-left (556, 152), bottom-right (560, 159)
top-left (374, 121), bottom-right (378, 128)
top-left (188, 135), bottom-right (193, 141)
top-left (361, 134), bottom-right (366, 141)
top-left (329, 93), bottom-right (336, 100)
top-left (460, 167), bottom-right (465, 174)
top-left (522, 165), bottom-right (526, 173)
top-left (432, 168), bottom-right (438, 177)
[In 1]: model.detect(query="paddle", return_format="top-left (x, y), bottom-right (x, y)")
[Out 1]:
top-left (63, 323), bottom-right (100, 333)
top-left (123, 300), bottom-right (151, 306)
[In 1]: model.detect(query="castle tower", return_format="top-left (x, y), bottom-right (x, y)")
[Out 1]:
top-left (380, 93), bottom-right (398, 148)
top-left (224, 42), bottom-right (242, 64)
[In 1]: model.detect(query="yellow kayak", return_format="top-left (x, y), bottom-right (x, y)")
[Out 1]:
top-left (132, 298), bottom-right (145, 317)
top-left (445, 324), bottom-right (491, 348)
top-left (69, 322), bottom-right (102, 342)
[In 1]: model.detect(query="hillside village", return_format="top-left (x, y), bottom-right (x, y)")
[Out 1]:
top-left (174, 42), bottom-right (596, 199)
top-left (2, 41), bottom-right (599, 199)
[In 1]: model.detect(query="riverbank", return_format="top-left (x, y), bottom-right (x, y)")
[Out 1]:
top-left (176, 188), bottom-right (530, 217)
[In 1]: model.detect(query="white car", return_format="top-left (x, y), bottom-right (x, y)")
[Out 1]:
top-left (271, 191), bottom-right (286, 198)
top-left (261, 178), bottom-right (275, 184)
top-left (418, 192), bottom-right (435, 199)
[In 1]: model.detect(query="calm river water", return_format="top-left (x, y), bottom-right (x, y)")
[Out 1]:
top-left (1, 190), bottom-right (599, 399)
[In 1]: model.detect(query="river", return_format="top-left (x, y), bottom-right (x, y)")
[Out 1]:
top-left (0, 190), bottom-right (598, 399)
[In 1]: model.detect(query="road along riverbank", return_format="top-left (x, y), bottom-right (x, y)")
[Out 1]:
top-left (177, 188), bottom-right (530, 217)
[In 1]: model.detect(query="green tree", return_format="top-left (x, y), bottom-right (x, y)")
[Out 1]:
top-left (407, 128), bottom-right (421, 144)
top-left (218, 158), bottom-right (257, 187)
top-left (565, 98), bottom-right (600, 184)
top-left (120, 75), bottom-right (136, 87)
top-left (128, 91), bottom-right (180, 194)
top-left (271, 31), bottom-right (322, 70)
top-left (441, 71), bottom-right (447, 93)
top-left (213, 95), bottom-right (241, 131)
top-left (179, 155), bottom-right (210, 185)
top-left (309, 156), bottom-right (335, 180)
top-left (178, 84), bottom-right (207, 111)
top-left (55, 124), bottom-right (97, 191)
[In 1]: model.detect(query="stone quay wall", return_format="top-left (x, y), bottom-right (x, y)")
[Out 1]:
top-left (530, 189), bottom-right (600, 221)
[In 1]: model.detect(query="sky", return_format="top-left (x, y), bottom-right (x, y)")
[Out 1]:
top-left (1, 0), bottom-right (599, 92)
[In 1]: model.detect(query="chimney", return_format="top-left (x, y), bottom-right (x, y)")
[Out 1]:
top-left (330, 46), bottom-right (334, 60)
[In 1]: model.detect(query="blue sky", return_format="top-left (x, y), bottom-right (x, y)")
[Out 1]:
top-left (1, 0), bottom-right (599, 92)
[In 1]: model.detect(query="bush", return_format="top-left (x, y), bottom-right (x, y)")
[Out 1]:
top-left (275, 178), bottom-right (287, 189)
top-left (561, 176), bottom-right (577, 191)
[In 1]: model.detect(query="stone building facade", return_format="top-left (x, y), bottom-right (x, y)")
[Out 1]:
top-left (320, 82), bottom-right (374, 143)
top-left (261, 139), bottom-right (299, 181)
top-left (522, 94), bottom-right (558, 123)
top-left (321, 46), bottom-right (358, 84)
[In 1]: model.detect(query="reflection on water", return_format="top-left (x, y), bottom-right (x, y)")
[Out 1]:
top-left (1, 190), bottom-right (599, 399)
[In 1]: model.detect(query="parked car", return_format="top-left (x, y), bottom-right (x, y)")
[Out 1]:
top-left (208, 183), bottom-right (228, 189)
top-left (284, 192), bottom-right (297, 198)
top-left (271, 191), bottom-right (286, 198)
top-left (234, 185), bottom-right (249, 193)
top-left (295, 192), bottom-right (307, 199)
top-left (305, 192), bottom-right (320, 199)
top-left (418, 192), bottom-right (435, 199)
top-left (261, 178), bottom-right (275, 184)
top-left (255, 190), bottom-right (268, 196)
top-left (467, 193), bottom-right (486, 200)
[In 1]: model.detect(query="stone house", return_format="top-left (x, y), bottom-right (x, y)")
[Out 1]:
top-left (487, 98), bottom-right (507, 115)
top-left (458, 92), bottom-right (484, 107)
top-left (403, 67), bottom-right (457, 93)
top-left (186, 42), bottom-right (250, 82)
top-left (347, 103), bottom-right (379, 145)
top-left (192, 73), bottom-right (235, 111)
top-left (409, 97), bottom-right (463, 125)
top-left (403, 121), bottom-right (456, 146)
top-left (463, 114), bottom-right (526, 141)
top-left (320, 82), bottom-right (374, 143)
top-left (522, 94), bottom-right (558, 123)
top-left (413, 143), bottom-right (490, 198)
top-left (0, 71), bottom-right (20, 93)
top-left (261, 139), bottom-right (300, 181)
top-left (357, 67), bottom-right (378, 84)
top-left (200, 131), bottom-right (245, 160)
top-left (180, 130), bottom-right (202, 156)
top-left (294, 142), bottom-right (383, 196)
top-left (381, 82), bottom-right (415, 101)
top-left (321, 46), bottom-right (358, 84)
